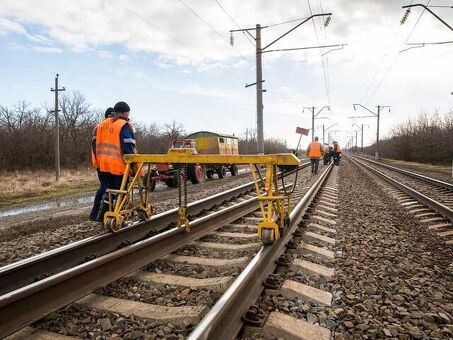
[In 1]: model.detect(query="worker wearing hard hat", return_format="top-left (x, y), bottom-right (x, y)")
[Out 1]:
top-left (306, 136), bottom-right (323, 174)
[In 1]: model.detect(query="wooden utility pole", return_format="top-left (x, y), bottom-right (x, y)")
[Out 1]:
top-left (51, 74), bottom-right (65, 181)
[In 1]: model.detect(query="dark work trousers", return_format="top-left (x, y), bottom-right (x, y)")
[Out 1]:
top-left (310, 158), bottom-right (320, 174)
top-left (90, 171), bottom-right (124, 221)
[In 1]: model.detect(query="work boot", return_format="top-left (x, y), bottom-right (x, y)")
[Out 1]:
top-left (96, 194), bottom-right (109, 223)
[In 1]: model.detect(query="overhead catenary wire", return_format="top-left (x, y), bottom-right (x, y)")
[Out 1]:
top-left (0, 74), bottom-right (50, 87)
top-left (358, 0), bottom-right (417, 103)
top-left (212, 0), bottom-right (305, 102)
top-left (113, 0), bottom-right (189, 49)
top-left (306, 0), bottom-right (331, 105)
top-left (178, 0), bottom-right (255, 70)
top-left (364, 0), bottom-right (432, 104)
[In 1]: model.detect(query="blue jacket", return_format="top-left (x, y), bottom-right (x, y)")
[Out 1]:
top-left (92, 117), bottom-right (136, 158)
top-left (120, 120), bottom-right (136, 154)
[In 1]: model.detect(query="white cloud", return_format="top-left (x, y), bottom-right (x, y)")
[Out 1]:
top-left (0, 0), bottom-right (451, 146)
top-left (0, 17), bottom-right (25, 35)
top-left (98, 50), bottom-right (113, 59)
top-left (178, 83), bottom-right (244, 100)
top-left (31, 46), bottom-right (62, 54)
top-left (118, 54), bottom-right (132, 62)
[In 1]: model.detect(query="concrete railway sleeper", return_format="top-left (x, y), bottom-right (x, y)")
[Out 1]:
top-left (349, 155), bottom-right (453, 244)
top-left (0, 161), bottom-right (310, 296)
top-left (352, 155), bottom-right (453, 211)
top-left (189, 164), bottom-right (336, 339)
top-left (0, 161), bottom-right (320, 338)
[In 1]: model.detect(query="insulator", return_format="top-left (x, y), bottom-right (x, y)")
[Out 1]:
top-left (230, 32), bottom-right (234, 46)
top-left (324, 16), bottom-right (331, 28)
top-left (400, 9), bottom-right (411, 25)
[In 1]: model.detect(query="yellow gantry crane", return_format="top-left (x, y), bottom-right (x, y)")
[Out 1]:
top-left (103, 148), bottom-right (299, 245)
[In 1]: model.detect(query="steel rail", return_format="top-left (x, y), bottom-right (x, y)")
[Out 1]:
top-left (350, 156), bottom-right (453, 222)
top-left (0, 163), bottom-right (309, 338)
top-left (354, 155), bottom-right (453, 191)
top-left (0, 162), bottom-right (310, 295)
top-left (188, 164), bottom-right (333, 340)
top-left (0, 192), bottom-right (265, 338)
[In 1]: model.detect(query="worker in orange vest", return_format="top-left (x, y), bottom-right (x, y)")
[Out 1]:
top-left (306, 136), bottom-right (323, 174)
top-left (89, 107), bottom-right (114, 221)
top-left (93, 101), bottom-right (138, 222)
top-left (333, 141), bottom-right (341, 166)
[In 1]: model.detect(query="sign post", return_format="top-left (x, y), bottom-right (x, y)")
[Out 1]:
top-left (295, 127), bottom-right (309, 156)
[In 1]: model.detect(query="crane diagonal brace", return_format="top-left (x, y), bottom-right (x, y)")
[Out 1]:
top-left (105, 148), bottom-right (300, 245)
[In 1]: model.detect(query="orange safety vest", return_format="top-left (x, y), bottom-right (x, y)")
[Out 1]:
top-left (96, 118), bottom-right (129, 175)
top-left (91, 126), bottom-right (98, 169)
top-left (308, 141), bottom-right (322, 159)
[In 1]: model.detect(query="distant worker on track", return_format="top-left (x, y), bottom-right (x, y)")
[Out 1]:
top-left (89, 107), bottom-right (114, 221)
top-left (306, 136), bottom-right (323, 174)
top-left (333, 141), bottom-right (341, 166)
top-left (93, 101), bottom-right (138, 222)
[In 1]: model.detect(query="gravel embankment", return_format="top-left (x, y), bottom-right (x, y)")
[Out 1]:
top-left (334, 159), bottom-right (453, 339)
top-left (0, 174), bottom-right (252, 266)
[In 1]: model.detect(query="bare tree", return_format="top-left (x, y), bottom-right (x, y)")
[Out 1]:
top-left (163, 120), bottom-right (185, 143)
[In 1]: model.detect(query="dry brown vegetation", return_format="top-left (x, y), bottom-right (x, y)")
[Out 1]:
top-left (0, 168), bottom-right (98, 208)
top-left (0, 92), bottom-right (289, 172)
top-left (363, 111), bottom-right (453, 165)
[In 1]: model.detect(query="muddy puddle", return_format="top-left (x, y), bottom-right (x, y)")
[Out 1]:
top-left (0, 195), bottom-right (93, 219)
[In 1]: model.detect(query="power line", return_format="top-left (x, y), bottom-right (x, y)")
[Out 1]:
top-left (0, 73), bottom-right (49, 85)
top-left (266, 16), bottom-right (311, 28)
top-left (212, 0), bottom-right (304, 102)
top-left (358, 0), bottom-right (418, 103)
top-left (113, 0), bottom-right (189, 49)
top-left (178, 0), bottom-right (255, 69)
top-left (0, 57), bottom-right (54, 75)
top-left (364, 0), bottom-right (431, 104)
top-left (0, 74), bottom-right (49, 88)
top-left (307, 0), bottom-right (331, 105)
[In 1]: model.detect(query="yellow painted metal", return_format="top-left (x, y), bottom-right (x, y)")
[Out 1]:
top-left (105, 148), bottom-right (298, 241)
top-left (177, 207), bottom-right (190, 232)
top-left (103, 162), bottom-right (153, 232)
top-left (250, 163), bottom-right (291, 245)
top-left (124, 148), bottom-right (299, 166)
top-left (189, 135), bottom-right (238, 155)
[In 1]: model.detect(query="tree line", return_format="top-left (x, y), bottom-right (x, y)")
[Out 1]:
top-left (362, 111), bottom-right (453, 164)
top-left (0, 92), bottom-right (289, 171)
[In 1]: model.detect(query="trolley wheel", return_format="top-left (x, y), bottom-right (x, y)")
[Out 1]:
top-left (261, 228), bottom-right (275, 245)
top-left (188, 164), bottom-right (206, 184)
top-left (106, 216), bottom-right (121, 233)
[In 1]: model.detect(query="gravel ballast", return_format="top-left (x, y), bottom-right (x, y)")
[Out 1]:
top-left (334, 159), bottom-right (453, 339)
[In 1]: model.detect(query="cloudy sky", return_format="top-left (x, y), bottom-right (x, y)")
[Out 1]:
top-left (0, 0), bottom-right (452, 150)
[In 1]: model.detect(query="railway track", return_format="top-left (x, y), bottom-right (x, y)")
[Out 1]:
top-left (349, 155), bottom-right (453, 244)
top-left (0, 160), bottom-right (342, 339)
